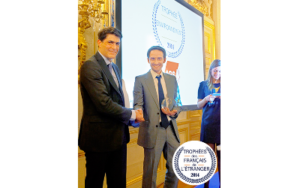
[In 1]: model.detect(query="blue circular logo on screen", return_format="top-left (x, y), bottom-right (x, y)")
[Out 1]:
top-left (152, 0), bottom-right (185, 58)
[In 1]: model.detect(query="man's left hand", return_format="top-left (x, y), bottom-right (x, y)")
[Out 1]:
top-left (161, 107), bottom-right (177, 116)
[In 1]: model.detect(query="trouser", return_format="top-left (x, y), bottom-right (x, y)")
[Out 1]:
top-left (142, 125), bottom-right (180, 188)
top-left (85, 144), bottom-right (127, 188)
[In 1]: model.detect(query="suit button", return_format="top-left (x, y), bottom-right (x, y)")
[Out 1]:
top-left (157, 112), bottom-right (159, 115)
top-left (156, 125), bottom-right (158, 127)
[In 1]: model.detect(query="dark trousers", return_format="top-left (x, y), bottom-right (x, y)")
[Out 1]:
top-left (84, 144), bottom-right (127, 188)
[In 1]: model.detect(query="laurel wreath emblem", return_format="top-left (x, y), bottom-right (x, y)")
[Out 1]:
top-left (173, 146), bottom-right (217, 184)
top-left (152, 0), bottom-right (185, 58)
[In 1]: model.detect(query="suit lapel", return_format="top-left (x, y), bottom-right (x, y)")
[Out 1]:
top-left (112, 63), bottom-right (125, 102)
top-left (95, 52), bottom-right (122, 97)
top-left (163, 73), bottom-right (173, 99)
top-left (144, 71), bottom-right (160, 110)
top-left (112, 64), bottom-right (123, 90)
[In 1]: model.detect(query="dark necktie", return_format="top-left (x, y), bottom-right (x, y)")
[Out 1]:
top-left (108, 64), bottom-right (126, 143)
top-left (156, 75), bottom-right (169, 128)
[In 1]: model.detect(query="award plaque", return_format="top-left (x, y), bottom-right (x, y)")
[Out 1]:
top-left (161, 98), bottom-right (178, 111)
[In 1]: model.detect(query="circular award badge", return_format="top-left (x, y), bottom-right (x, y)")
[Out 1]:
top-left (152, 0), bottom-right (185, 58)
top-left (172, 141), bottom-right (217, 185)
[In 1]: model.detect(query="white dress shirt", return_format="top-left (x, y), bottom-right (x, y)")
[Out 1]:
top-left (150, 69), bottom-right (171, 121)
top-left (98, 51), bottom-right (119, 88)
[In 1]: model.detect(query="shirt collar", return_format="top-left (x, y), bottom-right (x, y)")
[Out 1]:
top-left (150, 69), bottom-right (164, 80)
top-left (98, 51), bottom-right (112, 66)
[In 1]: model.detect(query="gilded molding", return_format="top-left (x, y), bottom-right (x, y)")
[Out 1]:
top-left (185, 0), bottom-right (213, 19)
top-left (78, 150), bottom-right (85, 158)
top-left (204, 20), bottom-right (215, 30)
top-left (77, 146), bottom-right (85, 158)
top-left (128, 138), bottom-right (138, 145)
top-left (204, 32), bottom-right (211, 53)
top-left (191, 133), bottom-right (200, 140)
top-left (78, 0), bottom-right (110, 84)
top-left (187, 110), bottom-right (202, 118)
top-left (179, 127), bottom-right (189, 141)
top-left (126, 175), bottom-right (143, 186)
top-left (191, 132), bottom-right (200, 136)
top-left (176, 119), bottom-right (193, 126)
top-left (78, 2), bottom-right (91, 84)
top-left (178, 127), bottom-right (189, 134)
top-left (129, 129), bottom-right (139, 134)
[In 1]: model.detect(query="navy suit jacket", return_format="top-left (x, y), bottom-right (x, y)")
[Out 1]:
top-left (79, 52), bottom-right (132, 152)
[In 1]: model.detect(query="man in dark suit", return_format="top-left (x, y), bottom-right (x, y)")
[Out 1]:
top-left (133, 46), bottom-right (181, 188)
top-left (79, 27), bottom-right (144, 188)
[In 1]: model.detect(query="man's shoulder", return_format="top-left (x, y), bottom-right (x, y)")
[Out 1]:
top-left (135, 72), bottom-right (149, 79)
top-left (163, 72), bottom-right (176, 80)
top-left (85, 54), bottom-right (98, 64)
top-left (82, 55), bottom-right (100, 69)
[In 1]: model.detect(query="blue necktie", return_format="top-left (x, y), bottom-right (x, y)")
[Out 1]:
top-left (108, 63), bottom-right (124, 98)
top-left (156, 75), bottom-right (169, 128)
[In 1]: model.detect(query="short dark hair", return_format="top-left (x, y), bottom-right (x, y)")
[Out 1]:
top-left (98, 27), bottom-right (122, 41)
top-left (147, 46), bottom-right (166, 59)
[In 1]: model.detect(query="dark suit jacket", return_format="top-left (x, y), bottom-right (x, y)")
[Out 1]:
top-left (79, 52), bottom-right (132, 152)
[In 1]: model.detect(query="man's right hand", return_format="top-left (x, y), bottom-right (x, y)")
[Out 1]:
top-left (135, 108), bottom-right (145, 123)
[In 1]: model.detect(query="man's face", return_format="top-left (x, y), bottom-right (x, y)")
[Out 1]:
top-left (97, 34), bottom-right (120, 61)
top-left (147, 50), bottom-right (166, 74)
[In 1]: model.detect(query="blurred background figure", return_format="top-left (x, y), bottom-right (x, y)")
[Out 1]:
top-left (197, 59), bottom-right (221, 188)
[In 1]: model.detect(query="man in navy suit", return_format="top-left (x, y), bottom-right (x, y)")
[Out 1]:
top-left (79, 27), bottom-right (144, 188)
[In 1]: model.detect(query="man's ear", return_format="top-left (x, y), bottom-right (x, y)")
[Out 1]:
top-left (163, 58), bottom-right (166, 63)
top-left (97, 39), bottom-right (101, 47)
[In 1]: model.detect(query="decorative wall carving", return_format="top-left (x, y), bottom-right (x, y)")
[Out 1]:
top-left (185, 0), bottom-right (213, 19)
top-left (78, 0), bottom-right (110, 84)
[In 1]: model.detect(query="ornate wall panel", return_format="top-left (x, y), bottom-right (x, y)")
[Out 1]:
top-left (184, 0), bottom-right (220, 75)
top-left (204, 19), bottom-right (215, 78)
top-left (126, 128), bottom-right (144, 188)
top-left (78, 144), bottom-right (86, 186)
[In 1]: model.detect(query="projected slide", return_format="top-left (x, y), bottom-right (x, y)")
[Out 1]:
top-left (121, 0), bottom-right (204, 107)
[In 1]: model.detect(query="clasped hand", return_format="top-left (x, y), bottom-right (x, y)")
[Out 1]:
top-left (204, 94), bottom-right (221, 103)
top-left (135, 108), bottom-right (145, 123)
top-left (161, 107), bottom-right (177, 117)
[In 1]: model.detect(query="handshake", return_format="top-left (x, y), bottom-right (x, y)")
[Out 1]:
top-left (134, 108), bottom-right (145, 123)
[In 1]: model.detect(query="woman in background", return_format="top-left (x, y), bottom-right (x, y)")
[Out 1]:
top-left (197, 59), bottom-right (221, 188)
